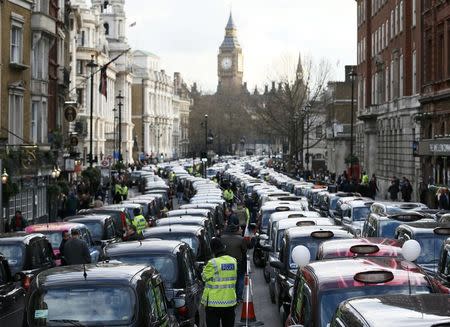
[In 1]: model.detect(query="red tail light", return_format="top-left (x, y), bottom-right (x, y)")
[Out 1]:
top-left (22, 275), bottom-right (32, 290)
top-left (177, 305), bottom-right (189, 317)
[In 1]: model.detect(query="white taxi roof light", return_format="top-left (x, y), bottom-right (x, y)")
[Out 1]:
top-left (354, 271), bottom-right (394, 284)
top-left (276, 206), bottom-right (290, 212)
top-left (291, 245), bottom-right (311, 267)
top-left (296, 221), bottom-right (316, 226)
top-left (433, 227), bottom-right (450, 236)
top-left (349, 244), bottom-right (380, 255)
top-left (310, 231), bottom-right (334, 239)
top-left (289, 214), bottom-right (306, 218)
top-left (402, 239), bottom-right (421, 262)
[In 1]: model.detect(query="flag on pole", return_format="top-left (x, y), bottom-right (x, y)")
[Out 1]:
top-left (99, 65), bottom-right (108, 98)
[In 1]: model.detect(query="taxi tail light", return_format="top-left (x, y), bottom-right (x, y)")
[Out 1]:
top-left (177, 305), bottom-right (189, 317)
top-left (22, 274), bottom-right (32, 290)
top-left (353, 270), bottom-right (394, 284)
top-left (350, 244), bottom-right (380, 255)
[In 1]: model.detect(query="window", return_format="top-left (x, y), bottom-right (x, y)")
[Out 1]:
top-left (316, 126), bottom-right (323, 139)
top-left (412, 0), bottom-right (416, 27)
top-left (104, 23), bottom-right (109, 35)
top-left (386, 18), bottom-right (389, 43)
top-left (31, 102), bottom-right (38, 143)
top-left (381, 24), bottom-right (385, 49)
top-left (390, 10), bottom-right (394, 39)
top-left (437, 28), bottom-right (444, 81)
top-left (412, 50), bottom-right (417, 93)
top-left (395, 5), bottom-right (399, 36)
top-left (77, 60), bottom-right (84, 75)
top-left (386, 66), bottom-right (390, 101)
top-left (399, 54), bottom-right (404, 97)
top-left (76, 88), bottom-right (84, 106)
top-left (399, 1), bottom-right (403, 33)
top-left (32, 39), bottom-right (50, 80)
top-left (8, 92), bottom-right (24, 144)
top-left (11, 24), bottom-right (23, 64)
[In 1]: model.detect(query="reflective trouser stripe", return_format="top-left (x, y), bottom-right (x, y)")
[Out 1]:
top-left (205, 284), bottom-right (235, 289)
top-left (206, 300), bottom-right (236, 306)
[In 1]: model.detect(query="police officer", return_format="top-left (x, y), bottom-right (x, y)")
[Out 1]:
top-left (223, 187), bottom-right (234, 208)
top-left (121, 181), bottom-right (128, 201)
top-left (201, 237), bottom-right (237, 327)
top-left (132, 208), bottom-right (147, 236)
top-left (114, 182), bottom-right (123, 204)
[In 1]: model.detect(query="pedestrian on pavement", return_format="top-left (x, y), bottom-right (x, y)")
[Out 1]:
top-left (368, 174), bottom-right (379, 199)
top-left (438, 187), bottom-right (450, 210)
top-left (59, 230), bottom-right (70, 266)
top-left (388, 177), bottom-right (400, 201)
top-left (9, 210), bottom-right (27, 232)
top-left (201, 237), bottom-right (237, 327)
top-left (176, 181), bottom-right (184, 204)
top-left (221, 218), bottom-right (247, 302)
top-left (400, 177), bottom-right (413, 202)
top-left (93, 196), bottom-right (103, 208)
top-left (63, 229), bottom-right (92, 265)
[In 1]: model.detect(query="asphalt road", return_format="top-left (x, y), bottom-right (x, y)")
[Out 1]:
top-left (235, 253), bottom-right (282, 327)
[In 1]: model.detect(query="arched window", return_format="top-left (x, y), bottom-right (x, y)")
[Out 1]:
top-left (104, 23), bottom-right (109, 35)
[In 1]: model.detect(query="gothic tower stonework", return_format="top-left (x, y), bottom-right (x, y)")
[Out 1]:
top-left (217, 13), bottom-right (243, 95)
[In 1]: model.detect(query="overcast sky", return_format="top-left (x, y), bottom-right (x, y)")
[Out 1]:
top-left (124, 0), bottom-right (356, 93)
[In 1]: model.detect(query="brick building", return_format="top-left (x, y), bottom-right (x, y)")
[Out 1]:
top-left (416, 1), bottom-right (450, 186)
top-left (356, 0), bottom-right (421, 198)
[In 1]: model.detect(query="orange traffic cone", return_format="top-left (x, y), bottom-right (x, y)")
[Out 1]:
top-left (235, 274), bottom-right (264, 326)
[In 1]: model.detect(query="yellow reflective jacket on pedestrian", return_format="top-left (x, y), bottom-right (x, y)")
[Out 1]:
top-left (201, 255), bottom-right (237, 307)
top-left (245, 207), bottom-right (250, 225)
top-left (115, 184), bottom-right (122, 195)
top-left (224, 190), bottom-right (234, 202)
top-left (121, 186), bottom-right (128, 196)
top-left (132, 214), bottom-right (147, 234)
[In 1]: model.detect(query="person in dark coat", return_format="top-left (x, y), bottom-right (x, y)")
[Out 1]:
top-left (388, 177), bottom-right (400, 201)
top-left (368, 174), bottom-right (379, 199)
top-left (59, 230), bottom-right (70, 266)
top-left (10, 210), bottom-right (27, 232)
top-left (400, 177), bottom-right (413, 202)
top-left (220, 218), bottom-right (247, 302)
top-left (63, 229), bottom-right (92, 265)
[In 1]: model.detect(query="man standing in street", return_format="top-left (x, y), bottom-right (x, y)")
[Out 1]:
top-left (221, 217), bottom-right (247, 302)
top-left (201, 237), bottom-right (237, 327)
top-left (9, 211), bottom-right (27, 231)
top-left (63, 229), bottom-right (91, 265)
top-left (59, 230), bottom-right (70, 266)
top-left (224, 186), bottom-right (234, 209)
top-left (132, 208), bottom-right (147, 236)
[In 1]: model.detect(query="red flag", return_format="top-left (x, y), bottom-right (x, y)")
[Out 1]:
top-left (99, 65), bottom-right (108, 98)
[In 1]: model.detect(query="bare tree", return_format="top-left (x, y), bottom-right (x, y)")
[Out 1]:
top-left (254, 53), bottom-right (332, 170)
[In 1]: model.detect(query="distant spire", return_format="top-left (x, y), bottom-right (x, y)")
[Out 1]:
top-left (226, 12), bottom-right (236, 30)
top-left (296, 52), bottom-right (304, 81)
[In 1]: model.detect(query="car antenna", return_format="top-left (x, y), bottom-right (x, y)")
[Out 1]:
top-left (83, 264), bottom-right (87, 280)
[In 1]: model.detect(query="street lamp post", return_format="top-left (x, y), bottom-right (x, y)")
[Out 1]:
top-left (87, 55), bottom-right (98, 167)
top-left (349, 69), bottom-right (357, 179)
top-left (116, 91), bottom-right (124, 164)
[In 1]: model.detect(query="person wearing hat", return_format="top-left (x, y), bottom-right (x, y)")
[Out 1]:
top-left (201, 237), bottom-right (237, 327)
top-left (221, 217), bottom-right (247, 302)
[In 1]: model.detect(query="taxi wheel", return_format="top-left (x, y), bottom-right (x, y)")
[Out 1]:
top-left (263, 266), bottom-right (270, 283)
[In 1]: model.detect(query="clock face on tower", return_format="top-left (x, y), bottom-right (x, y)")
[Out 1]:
top-left (221, 57), bottom-right (232, 70)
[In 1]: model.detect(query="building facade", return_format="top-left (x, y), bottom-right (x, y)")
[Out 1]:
top-left (356, 0), bottom-right (421, 198)
top-left (416, 1), bottom-right (450, 187)
top-left (324, 66), bottom-right (356, 175)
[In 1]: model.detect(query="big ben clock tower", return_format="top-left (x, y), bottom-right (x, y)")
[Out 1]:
top-left (217, 13), bottom-right (243, 94)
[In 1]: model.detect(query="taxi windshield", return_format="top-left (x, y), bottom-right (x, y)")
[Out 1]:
top-left (30, 286), bottom-right (136, 326)
top-left (83, 222), bottom-right (103, 241)
top-left (153, 233), bottom-right (199, 254)
top-left (415, 235), bottom-right (448, 267)
top-left (329, 198), bottom-right (339, 210)
top-left (261, 210), bottom-right (276, 230)
top-left (42, 232), bottom-right (63, 249)
top-left (112, 254), bottom-right (177, 283)
top-left (0, 244), bottom-right (24, 273)
top-left (352, 207), bottom-right (370, 221)
top-left (319, 286), bottom-right (431, 327)
top-left (380, 221), bottom-right (403, 238)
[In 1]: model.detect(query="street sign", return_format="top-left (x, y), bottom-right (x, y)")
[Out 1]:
top-left (70, 136), bottom-right (79, 147)
top-left (101, 160), bottom-right (110, 167)
top-left (64, 106), bottom-right (77, 122)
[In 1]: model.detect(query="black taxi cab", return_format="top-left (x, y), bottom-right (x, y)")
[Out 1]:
top-left (25, 263), bottom-right (178, 326)
top-left (395, 222), bottom-right (450, 275)
top-left (105, 240), bottom-right (202, 326)
top-left (286, 248), bottom-right (443, 327)
top-left (330, 294), bottom-right (450, 327)
top-left (437, 237), bottom-right (450, 291)
top-left (0, 252), bottom-right (25, 326)
top-left (271, 226), bottom-right (354, 322)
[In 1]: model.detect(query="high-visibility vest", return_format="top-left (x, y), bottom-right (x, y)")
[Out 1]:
top-left (224, 190), bottom-right (234, 202)
top-left (201, 255), bottom-right (237, 307)
top-left (115, 184), bottom-right (122, 195)
top-left (132, 214), bottom-right (147, 234)
top-left (121, 186), bottom-right (128, 196)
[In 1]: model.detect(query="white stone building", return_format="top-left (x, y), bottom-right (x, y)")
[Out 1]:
top-left (132, 50), bottom-right (185, 161)
top-left (68, 0), bottom-right (133, 164)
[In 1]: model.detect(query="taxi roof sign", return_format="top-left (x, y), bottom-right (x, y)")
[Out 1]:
top-left (350, 244), bottom-right (380, 255)
top-left (354, 270), bottom-right (394, 284)
top-left (311, 231), bottom-right (334, 239)
top-left (296, 221), bottom-right (316, 227)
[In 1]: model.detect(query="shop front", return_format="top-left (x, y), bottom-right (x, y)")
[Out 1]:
top-left (417, 139), bottom-right (450, 186)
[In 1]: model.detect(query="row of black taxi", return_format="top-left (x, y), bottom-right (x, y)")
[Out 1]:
top-left (0, 163), bottom-right (224, 326)
top-left (231, 159), bottom-right (450, 327)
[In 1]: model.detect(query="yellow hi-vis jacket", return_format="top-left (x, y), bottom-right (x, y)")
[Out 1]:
top-left (245, 207), bottom-right (250, 225)
top-left (132, 214), bottom-right (147, 234)
top-left (115, 184), bottom-right (123, 195)
top-left (201, 255), bottom-right (237, 307)
top-left (224, 189), bottom-right (234, 202)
